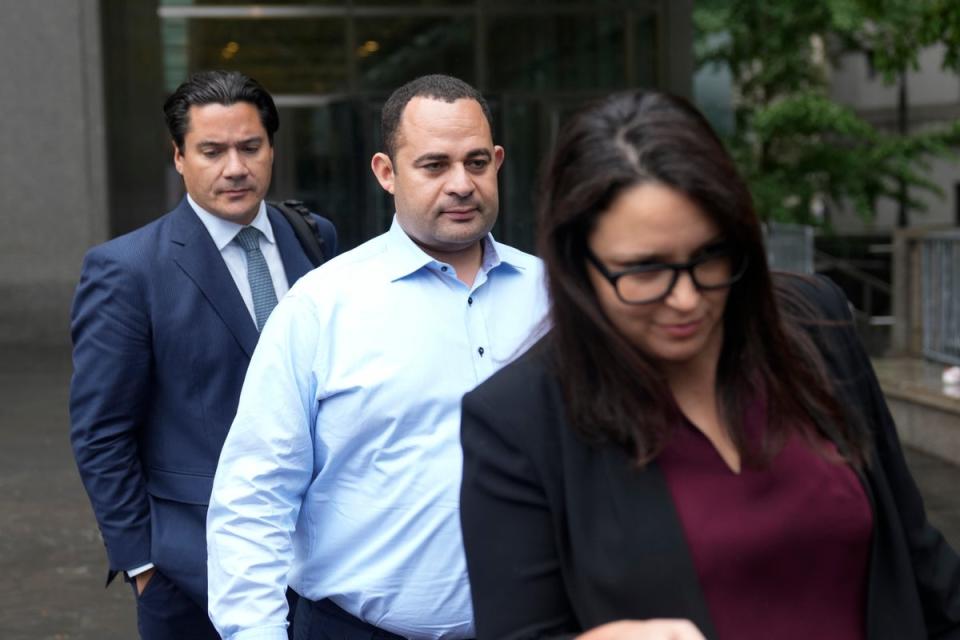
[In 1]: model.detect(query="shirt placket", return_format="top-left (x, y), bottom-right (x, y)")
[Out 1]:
top-left (464, 276), bottom-right (494, 382)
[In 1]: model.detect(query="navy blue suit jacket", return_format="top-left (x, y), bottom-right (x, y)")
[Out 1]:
top-left (69, 198), bottom-right (336, 606)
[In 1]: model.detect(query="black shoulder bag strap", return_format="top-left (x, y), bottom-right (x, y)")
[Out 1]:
top-left (270, 199), bottom-right (329, 268)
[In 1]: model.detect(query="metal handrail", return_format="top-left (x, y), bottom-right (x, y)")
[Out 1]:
top-left (814, 250), bottom-right (892, 295)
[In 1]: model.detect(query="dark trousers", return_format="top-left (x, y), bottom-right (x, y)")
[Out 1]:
top-left (293, 598), bottom-right (406, 640)
top-left (130, 571), bottom-right (300, 640)
top-left (129, 571), bottom-right (220, 640)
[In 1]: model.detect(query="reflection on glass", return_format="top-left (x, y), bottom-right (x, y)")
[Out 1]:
top-left (480, 0), bottom-right (640, 5)
top-left (486, 13), bottom-right (626, 91)
top-left (162, 18), bottom-right (188, 92)
top-left (356, 17), bottom-right (474, 90)
top-left (152, 1), bottom-right (671, 251)
top-left (170, 19), bottom-right (348, 94)
top-left (353, 0), bottom-right (464, 5)
top-left (160, 0), bottom-right (344, 5)
top-left (634, 11), bottom-right (659, 88)
top-left (271, 103), bottom-right (366, 250)
top-left (495, 100), bottom-right (540, 253)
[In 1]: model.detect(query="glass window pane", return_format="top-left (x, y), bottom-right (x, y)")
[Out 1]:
top-left (161, 0), bottom-right (345, 5)
top-left (495, 99), bottom-right (541, 253)
top-left (270, 103), bottom-right (369, 251)
top-left (634, 11), bottom-right (659, 88)
top-left (486, 13), bottom-right (626, 91)
top-left (354, 0), bottom-right (465, 5)
top-left (480, 0), bottom-right (641, 5)
top-left (163, 18), bottom-right (348, 94)
top-left (355, 17), bottom-right (474, 90)
top-left (269, 100), bottom-right (396, 251)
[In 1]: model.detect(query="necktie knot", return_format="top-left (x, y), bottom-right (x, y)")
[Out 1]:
top-left (234, 226), bottom-right (263, 252)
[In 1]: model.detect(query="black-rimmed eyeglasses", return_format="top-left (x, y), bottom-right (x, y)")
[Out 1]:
top-left (585, 244), bottom-right (748, 305)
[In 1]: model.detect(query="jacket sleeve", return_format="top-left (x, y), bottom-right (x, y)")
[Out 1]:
top-left (68, 247), bottom-right (153, 577)
top-left (460, 387), bottom-right (578, 640)
top-left (813, 276), bottom-right (960, 638)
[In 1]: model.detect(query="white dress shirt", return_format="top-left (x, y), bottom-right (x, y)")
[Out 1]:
top-left (188, 194), bottom-right (290, 326)
top-left (207, 217), bottom-right (549, 640)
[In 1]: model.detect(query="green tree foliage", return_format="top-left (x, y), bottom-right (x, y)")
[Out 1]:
top-left (696, 0), bottom-right (960, 226)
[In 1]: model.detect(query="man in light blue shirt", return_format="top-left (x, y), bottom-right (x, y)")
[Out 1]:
top-left (207, 74), bottom-right (549, 640)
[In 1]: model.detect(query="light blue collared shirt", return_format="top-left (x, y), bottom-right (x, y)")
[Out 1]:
top-left (188, 195), bottom-right (290, 326)
top-left (207, 218), bottom-right (549, 640)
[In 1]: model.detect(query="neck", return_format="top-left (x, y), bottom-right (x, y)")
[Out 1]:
top-left (661, 334), bottom-right (741, 473)
top-left (664, 357), bottom-right (718, 409)
top-left (660, 331), bottom-right (724, 407)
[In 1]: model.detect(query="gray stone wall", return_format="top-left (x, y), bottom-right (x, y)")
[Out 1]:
top-left (0, 0), bottom-right (108, 345)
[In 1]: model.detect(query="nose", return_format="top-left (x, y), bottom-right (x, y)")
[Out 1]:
top-left (223, 149), bottom-right (249, 179)
top-left (445, 163), bottom-right (475, 199)
top-left (665, 269), bottom-right (700, 311)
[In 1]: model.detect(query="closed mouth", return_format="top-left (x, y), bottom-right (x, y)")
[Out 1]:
top-left (659, 319), bottom-right (703, 336)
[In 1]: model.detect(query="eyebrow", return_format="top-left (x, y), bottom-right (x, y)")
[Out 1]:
top-left (413, 152), bottom-right (450, 164)
top-left (196, 136), bottom-right (264, 148)
top-left (610, 236), bottom-right (728, 266)
top-left (412, 148), bottom-right (492, 164)
top-left (465, 149), bottom-right (492, 160)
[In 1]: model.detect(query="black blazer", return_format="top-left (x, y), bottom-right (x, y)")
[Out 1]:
top-left (460, 276), bottom-right (960, 640)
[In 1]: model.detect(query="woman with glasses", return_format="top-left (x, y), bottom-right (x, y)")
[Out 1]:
top-left (459, 90), bottom-right (960, 640)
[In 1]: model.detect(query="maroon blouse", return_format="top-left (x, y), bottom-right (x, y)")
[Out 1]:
top-left (658, 398), bottom-right (873, 640)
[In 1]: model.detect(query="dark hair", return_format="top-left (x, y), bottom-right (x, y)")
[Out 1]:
top-left (538, 90), bottom-right (869, 467)
top-left (380, 74), bottom-right (493, 159)
top-left (163, 70), bottom-right (279, 151)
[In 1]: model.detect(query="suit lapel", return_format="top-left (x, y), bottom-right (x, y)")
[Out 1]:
top-left (597, 448), bottom-right (718, 638)
top-left (267, 205), bottom-right (313, 285)
top-left (169, 200), bottom-right (260, 357)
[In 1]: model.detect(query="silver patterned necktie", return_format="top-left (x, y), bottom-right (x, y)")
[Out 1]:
top-left (234, 226), bottom-right (279, 331)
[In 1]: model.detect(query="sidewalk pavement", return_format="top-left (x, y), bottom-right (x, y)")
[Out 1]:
top-left (1, 345), bottom-right (958, 639)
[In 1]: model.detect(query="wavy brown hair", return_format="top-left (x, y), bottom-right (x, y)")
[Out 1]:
top-left (538, 90), bottom-right (870, 467)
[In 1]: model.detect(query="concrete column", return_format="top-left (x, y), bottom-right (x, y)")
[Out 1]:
top-left (0, 0), bottom-right (108, 345)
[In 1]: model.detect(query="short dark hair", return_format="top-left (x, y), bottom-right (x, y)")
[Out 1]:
top-left (380, 74), bottom-right (493, 159)
top-left (163, 70), bottom-right (280, 151)
top-left (538, 90), bottom-right (868, 467)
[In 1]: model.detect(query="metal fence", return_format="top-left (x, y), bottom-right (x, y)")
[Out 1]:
top-left (764, 222), bottom-right (814, 274)
top-left (922, 230), bottom-right (960, 366)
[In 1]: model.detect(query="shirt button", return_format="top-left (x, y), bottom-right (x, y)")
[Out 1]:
top-left (478, 347), bottom-right (485, 357)
top-left (440, 266), bottom-right (448, 272)
top-left (467, 297), bottom-right (473, 305)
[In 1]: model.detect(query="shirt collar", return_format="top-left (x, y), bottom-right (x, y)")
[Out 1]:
top-left (187, 194), bottom-right (273, 251)
top-left (383, 214), bottom-right (526, 282)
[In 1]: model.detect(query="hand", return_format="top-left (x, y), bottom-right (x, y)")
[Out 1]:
top-left (576, 619), bottom-right (706, 640)
top-left (134, 568), bottom-right (156, 596)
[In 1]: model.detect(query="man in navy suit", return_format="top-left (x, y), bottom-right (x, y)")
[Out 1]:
top-left (69, 70), bottom-right (336, 639)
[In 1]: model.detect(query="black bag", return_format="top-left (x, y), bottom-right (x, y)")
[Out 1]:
top-left (270, 199), bottom-right (331, 268)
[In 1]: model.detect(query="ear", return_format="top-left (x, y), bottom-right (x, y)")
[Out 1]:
top-left (493, 145), bottom-right (505, 172)
top-left (172, 141), bottom-right (185, 175)
top-left (371, 152), bottom-right (396, 194)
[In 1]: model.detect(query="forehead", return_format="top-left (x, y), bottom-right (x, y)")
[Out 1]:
top-left (184, 102), bottom-right (266, 141)
top-left (394, 97), bottom-right (492, 156)
top-left (593, 182), bottom-right (720, 254)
